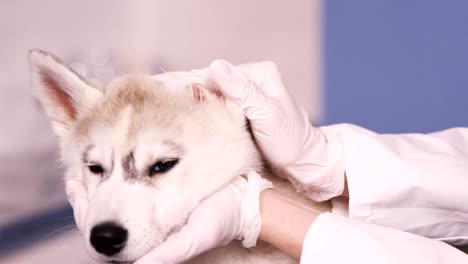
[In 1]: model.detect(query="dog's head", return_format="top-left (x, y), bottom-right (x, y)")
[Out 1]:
top-left (29, 50), bottom-right (261, 263)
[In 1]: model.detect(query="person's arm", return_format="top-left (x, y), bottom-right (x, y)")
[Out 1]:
top-left (258, 189), bottom-right (468, 264)
top-left (258, 189), bottom-right (319, 259)
top-left (257, 176), bottom-right (349, 259)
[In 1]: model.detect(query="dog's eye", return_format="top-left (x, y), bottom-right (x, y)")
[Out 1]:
top-left (88, 164), bottom-right (104, 174)
top-left (149, 159), bottom-right (179, 176)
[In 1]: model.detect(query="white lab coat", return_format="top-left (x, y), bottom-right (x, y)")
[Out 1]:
top-left (296, 124), bottom-right (468, 263)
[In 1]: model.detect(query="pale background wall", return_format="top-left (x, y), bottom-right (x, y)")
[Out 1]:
top-left (0, 0), bottom-right (322, 156)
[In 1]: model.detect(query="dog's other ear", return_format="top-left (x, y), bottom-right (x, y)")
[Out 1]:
top-left (189, 83), bottom-right (223, 103)
top-left (29, 49), bottom-right (103, 137)
top-left (189, 82), bottom-right (244, 118)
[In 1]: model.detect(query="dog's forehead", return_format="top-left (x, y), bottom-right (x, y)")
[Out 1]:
top-left (73, 75), bottom-right (191, 144)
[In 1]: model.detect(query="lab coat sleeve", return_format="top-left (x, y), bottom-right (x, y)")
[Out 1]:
top-left (320, 124), bottom-right (468, 245)
top-left (300, 213), bottom-right (468, 264)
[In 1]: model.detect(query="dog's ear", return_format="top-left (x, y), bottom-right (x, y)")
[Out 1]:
top-left (188, 83), bottom-right (223, 103)
top-left (29, 49), bottom-right (103, 138)
top-left (188, 82), bottom-right (244, 118)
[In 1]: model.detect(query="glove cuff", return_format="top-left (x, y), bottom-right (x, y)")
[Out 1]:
top-left (241, 171), bottom-right (273, 248)
top-left (283, 125), bottom-right (345, 202)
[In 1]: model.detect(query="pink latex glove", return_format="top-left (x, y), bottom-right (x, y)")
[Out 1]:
top-left (135, 171), bottom-right (272, 264)
top-left (208, 60), bottom-right (345, 202)
top-left (65, 179), bottom-right (88, 232)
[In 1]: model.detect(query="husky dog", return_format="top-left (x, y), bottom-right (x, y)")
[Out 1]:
top-left (29, 50), bottom-right (329, 264)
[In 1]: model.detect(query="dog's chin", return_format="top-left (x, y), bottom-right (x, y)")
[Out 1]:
top-left (87, 253), bottom-right (132, 264)
top-left (85, 244), bottom-right (147, 264)
top-left (90, 255), bottom-right (139, 264)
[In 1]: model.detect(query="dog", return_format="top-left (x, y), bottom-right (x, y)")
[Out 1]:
top-left (29, 50), bottom-right (329, 264)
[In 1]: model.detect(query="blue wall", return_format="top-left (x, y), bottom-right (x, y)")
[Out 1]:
top-left (324, 1), bottom-right (468, 133)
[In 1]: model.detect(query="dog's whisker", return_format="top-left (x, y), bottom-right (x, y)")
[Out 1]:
top-left (38, 224), bottom-right (79, 241)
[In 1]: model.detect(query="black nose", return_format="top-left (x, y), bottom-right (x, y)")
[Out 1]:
top-left (90, 222), bottom-right (128, 256)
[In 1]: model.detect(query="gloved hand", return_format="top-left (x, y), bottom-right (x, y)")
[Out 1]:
top-left (208, 60), bottom-right (345, 201)
top-left (135, 171), bottom-right (272, 264)
top-left (65, 179), bottom-right (88, 232)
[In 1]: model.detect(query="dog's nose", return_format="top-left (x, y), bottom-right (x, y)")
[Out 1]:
top-left (90, 222), bottom-right (128, 256)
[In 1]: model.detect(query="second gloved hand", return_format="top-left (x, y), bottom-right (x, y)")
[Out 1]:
top-left (135, 171), bottom-right (272, 264)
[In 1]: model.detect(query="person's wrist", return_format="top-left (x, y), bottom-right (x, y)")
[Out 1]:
top-left (258, 188), bottom-right (320, 259)
top-left (258, 188), bottom-right (281, 243)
